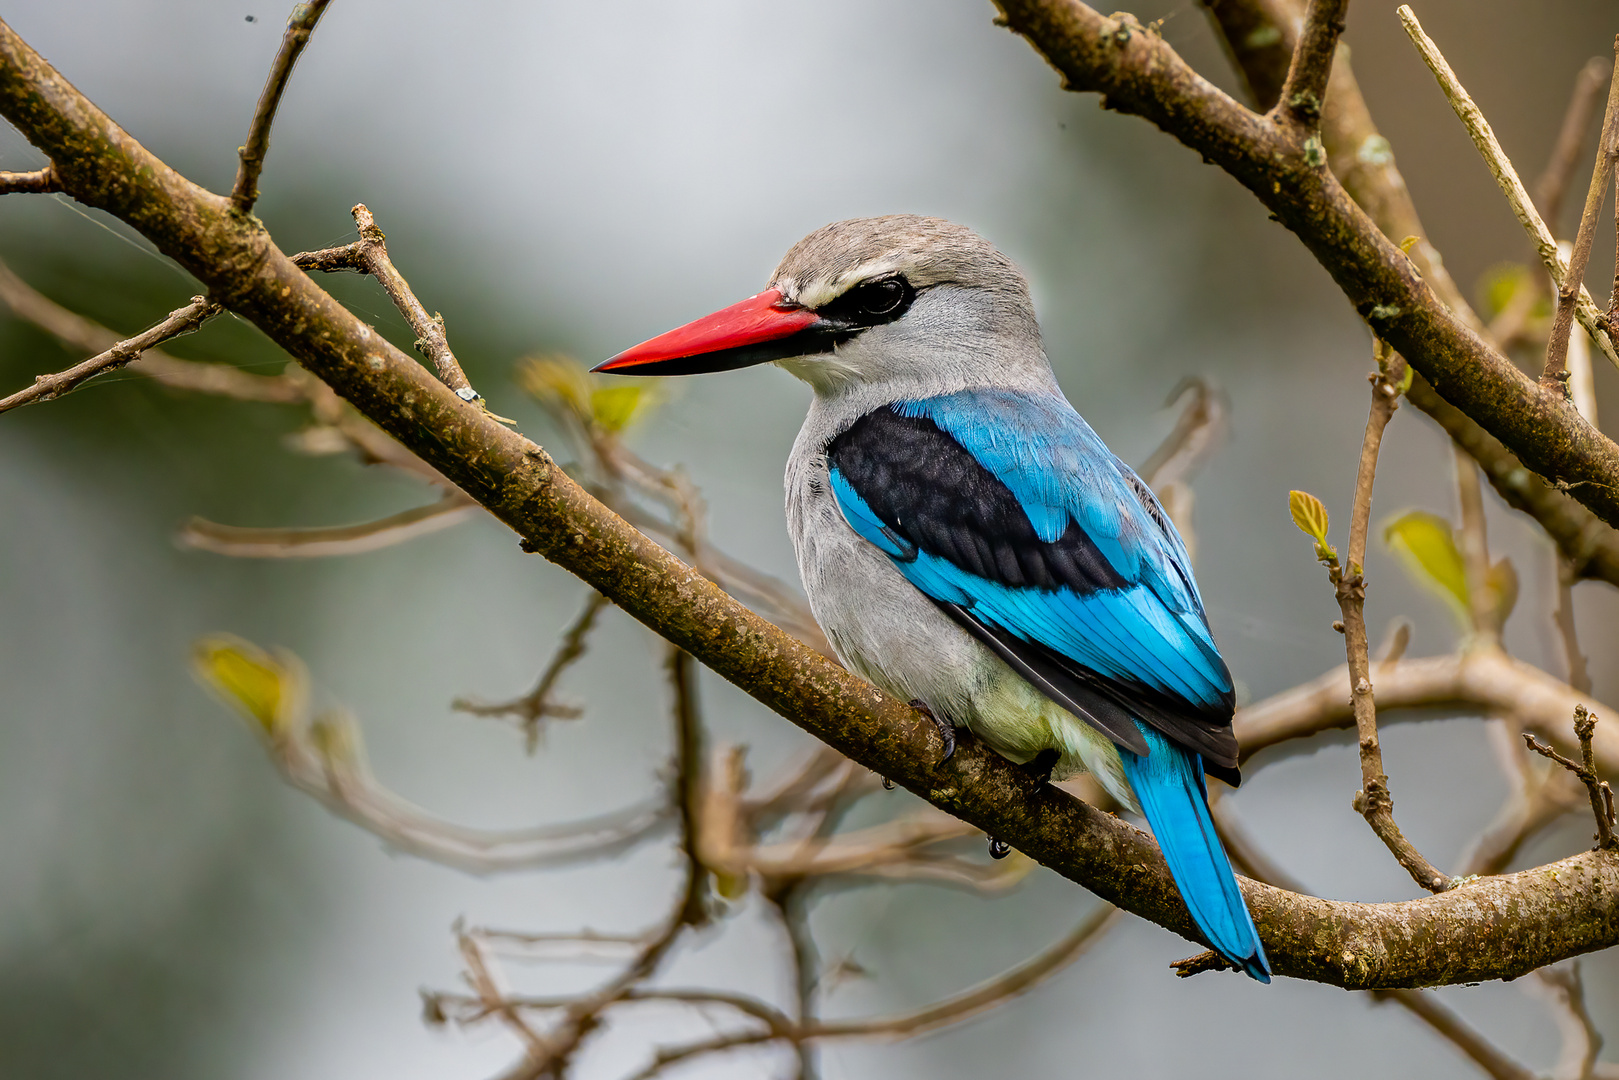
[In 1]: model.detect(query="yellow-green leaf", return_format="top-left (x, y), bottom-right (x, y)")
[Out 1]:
top-left (192, 635), bottom-right (306, 738)
top-left (589, 384), bottom-right (653, 433)
top-left (1288, 489), bottom-right (1331, 542)
top-left (1383, 511), bottom-right (1469, 619)
top-left (515, 354), bottom-right (592, 420)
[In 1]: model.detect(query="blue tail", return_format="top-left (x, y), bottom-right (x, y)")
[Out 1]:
top-left (1119, 726), bottom-right (1271, 983)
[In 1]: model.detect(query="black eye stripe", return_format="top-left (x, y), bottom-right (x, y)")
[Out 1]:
top-left (811, 274), bottom-right (917, 331)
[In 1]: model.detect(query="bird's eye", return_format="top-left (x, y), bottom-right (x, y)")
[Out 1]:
top-left (854, 278), bottom-right (905, 315)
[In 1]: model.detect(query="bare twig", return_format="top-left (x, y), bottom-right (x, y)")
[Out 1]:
top-left (1453, 444), bottom-right (1496, 643)
top-left (454, 591), bottom-right (611, 751)
top-left (1274, 0), bottom-right (1347, 131)
top-left (1535, 58), bottom-right (1613, 238)
top-left (0, 295), bottom-right (221, 413)
top-left (1534, 962), bottom-right (1605, 1080)
top-left (230, 0), bottom-right (333, 213)
top-left (1555, 557), bottom-right (1593, 697)
top-left (179, 492), bottom-right (477, 558)
top-left (1397, 6), bottom-right (1619, 371)
top-left (1321, 348), bottom-right (1449, 892)
top-left (1542, 43), bottom-right (1619, 393)
top-left (1524, 706), bottom-right (1617, 851)
top-left (294, 204), bottom-right (481, 400)
top-left (0, 163), bottom-right (58, 193)
top-left (1373, 989), bottom-right (1539, 1080)
top-left (625, 904), bottom-right (1121, 1080)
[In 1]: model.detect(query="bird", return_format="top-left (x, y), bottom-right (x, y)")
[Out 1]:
top-left (594, 215), bottom-right (1270, 982)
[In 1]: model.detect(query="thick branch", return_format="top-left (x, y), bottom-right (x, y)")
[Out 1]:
top-left (9, 13), bottom-right (1619, 988)
top-left (231, 0), bottom-right (332, 213)
top-left (992, 0), bottom-right (1619, 528)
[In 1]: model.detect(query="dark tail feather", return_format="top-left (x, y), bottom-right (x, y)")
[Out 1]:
top-left (1120, 726), bottom-right (1271, 983)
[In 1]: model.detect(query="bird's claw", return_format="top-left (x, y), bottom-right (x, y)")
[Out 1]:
top-left (1022, 748), bottom-right (1061, 786)
top-left (909, 699), bottom-right (955, 764)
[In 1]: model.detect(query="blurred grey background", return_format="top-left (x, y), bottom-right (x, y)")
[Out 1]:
top-left (1, 1), bottom-right (1616, 1077)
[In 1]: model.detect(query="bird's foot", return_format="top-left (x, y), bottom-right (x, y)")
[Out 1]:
top-left (987, 837), bottom-right (1012, 859)
top-left (908, 699), bottom-right (955, 764)
top-left (1021, 748), bottom-right (1061, 786)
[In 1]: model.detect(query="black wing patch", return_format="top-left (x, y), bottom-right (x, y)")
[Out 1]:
top-left (825, 408), bottom-right (1129, 593)
top-left (826, 406), bottom-right (1240, 784)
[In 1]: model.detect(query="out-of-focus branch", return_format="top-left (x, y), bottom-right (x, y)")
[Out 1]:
top-left (0, 294), bottom-right (221, 413)
top-left (1374, 990), bottom-right (1539, 1080)
top-left (1236, 649), bottom-right (1619, 777)
top-left (1397, 6), bottom-right (1618, 373)
top-left (453, 591), bottom-right (611, 751)
top-left (192, 637), bottom-right (670, 875)
top-left (230, 0), bottom-right (332, 214)
top-left (624, 903), bottom-right (1121, 1080)
top-left (0, 163), bottom-right (58, 194)
top-left (1535, 58), bottom-right (1614, 237)
top-left (1540, 42), bottom-right (1619, 392)
top-left (179, 491), bottom-right (478, 558)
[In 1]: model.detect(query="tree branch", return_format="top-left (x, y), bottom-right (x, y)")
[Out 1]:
top-left (1274, 0), bottom-right (1347, 131)
top-left (292, 204), bottom-right (482, 400)
top-left (991, 0), bottom-right (1619, 529)
top-left (0, 294), bottom-right (221, 413)
top-left (230, 0), bottom-right (332, 214)
top-left (10, 11), bottom-right (1619, 988)
top-left (0, 163), bottom-right (58, 193)
top-left (178, 492), bottom-right (478, 558)
top-left (1541, 40), bottom-right (1619, 392)
top-left (1396, 6), bottom-right (1619, 376)
top-left (1535, 58), bottom-right (1613, 238)
top-left (1331, 352), bottom-right (1450, 892)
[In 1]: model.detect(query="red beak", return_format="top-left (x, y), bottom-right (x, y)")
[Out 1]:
top-left (594, 288), bottom-right (831, 376)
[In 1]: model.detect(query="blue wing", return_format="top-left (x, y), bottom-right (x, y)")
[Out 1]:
top-left (824, 388), bottom-right (1239, 777)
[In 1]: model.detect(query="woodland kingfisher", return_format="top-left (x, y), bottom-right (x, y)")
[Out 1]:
top-left (594, 215), bottom-right (1270, 981)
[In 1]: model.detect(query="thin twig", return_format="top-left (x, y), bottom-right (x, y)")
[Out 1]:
top-left (1534, 962), bottom-right (1604, 1080)
top-left (1330, 348), bottom-right (1451, 892)
top-left (1398, 6), bottom-right (1619, 370)
top-left (453, 591), bottom-right (612, 751)
top-left (1274, 0), bottom-right (1347, 131)
top-left (1534, 58), bottom-right (1613, 238)
top-left (230, 0), bottom-right (333, 214)
top-left (1542, 41), bottom-right (1619, 393)
top-left (625, 905), bottom-right (1121, 1080)
top-left (0, 296), bottom-right (221, 414)
top-left (1524, 706), bottom-right (1617, 851)
top-left (1453, 444), bottom-right (1496, 644)
top-left (1373, 990), bottom-right (1539, 1080)
top-left (295, 204), bottom-right (481, 400)
top-left (179, 492), bottom-right (477, 558)
top-left (1555, 557), bottom-right (1593, 697)
top-left (0, 163), bottom-right (58, 194)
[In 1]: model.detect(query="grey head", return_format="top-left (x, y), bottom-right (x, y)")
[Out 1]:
top-left (767, 215), bottom-right (1056, 402)
top-left (597, 215), bottom-right (1058, 406)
